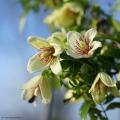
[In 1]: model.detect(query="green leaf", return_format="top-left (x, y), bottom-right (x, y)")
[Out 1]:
top-left (80, 101), bottom-right (92, 120)
top-left (80, 63), bottom-right (90, 74)
top-left (104, 95), bottom-right (114, 104)
top-left (32, 0), bottom-right (40, 12)
top-left (101, 45), bottom-right (120, 58)
top-left (112, 19), bottom-right (120, 31)
top-left (106, 102), bottom-right (120, 110)
top-left (89, 107), bottom-right (105, 120)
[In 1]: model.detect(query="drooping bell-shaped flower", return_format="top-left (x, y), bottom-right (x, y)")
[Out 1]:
top-left (89, 72), bottom-right (119, 104)
top-left (21, 75), bottom-right (52, 104)
top-left (44, 2), bottom-right (83, 29)
top-left (66, 28), bottom-right (102, 58)
top-left (27, 32), bottom-right (65, 75)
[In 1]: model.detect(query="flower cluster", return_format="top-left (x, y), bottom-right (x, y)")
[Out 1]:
top-left (20, 1), bottom-right (120, 119)
top-left (21, 27), bottom-right (119, 106)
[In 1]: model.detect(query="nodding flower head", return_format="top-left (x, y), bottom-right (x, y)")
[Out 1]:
top-left (89, 72), bottom-right (119, 104)
top-left (66, 28), bottom-right (102, 58)
top-left (21, 75), bottom-right (52, 104)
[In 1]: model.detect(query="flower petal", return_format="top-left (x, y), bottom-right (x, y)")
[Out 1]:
top-left (89, 73), bottom-right (100, 93)
top-left (28, 36), bottom-right (49, 49)
top-left (48, 32), bottom-right (65, 56)
top-left (51, 42), bottom-right (63, 56)
top-left (67, 31), bottom-right (81, 51)
top-left (50, 32), bottom-right (65, 42)
top-left (88, 41), bottom-right (102, 55)
top-left (27, 54), bottom-right (48, 73)
top-left (40, 77), bottom-right (52, 104)
top-left (90, 89), bottom-right (105, 104)
top-left (22, 75), bottom-right (41, 89)
top-left (21, 89), bottom-right (34, 101)
top-left (85, 28), bottom-right (97, 42)
top-left (100, 72), bottom-right (116, 87)
top-left (50, 58), bottom-right (62, 75)
top-left (67, 48), bottom-right (83, 58)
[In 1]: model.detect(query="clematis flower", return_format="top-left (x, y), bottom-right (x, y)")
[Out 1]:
top-left (89, 72), bottom-right (119, 104)
top-left (66, 28), bottom-right (102, 58)
top-left (21, 75), bottom-right (52, 104)
top-left (44, 2), bottom-right (83, 29)
top-left (27, 32), bottom-right (65, 75)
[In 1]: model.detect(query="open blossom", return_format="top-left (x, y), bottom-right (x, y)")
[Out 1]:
top-left (21, 75), bottom-right (52, 104)
top-left (89, 72), bottom-right (119, 104)
top-left (27, 32), bottom-right (65, 75)
top-left (44, 2), bottom-right (83, 29)
top-left (66, 28), bottom-right (102, 58)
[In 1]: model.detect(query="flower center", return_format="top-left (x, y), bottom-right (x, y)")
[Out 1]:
top-left (38, 47), bottom-right (55, 64)
top-left (75, 39), bottom-right (91, 55)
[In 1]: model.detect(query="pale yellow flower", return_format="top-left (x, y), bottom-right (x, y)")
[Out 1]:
top-left (89, 72), bottom-right (119, 104)
top-left (66, 28), bottom-right (102, 58)
top-left (21, 75), bottom-right (52, 104)
top-left (44, 2), bottom-right (83, 29)
top-left (27, 32), bottom-right (65, 75)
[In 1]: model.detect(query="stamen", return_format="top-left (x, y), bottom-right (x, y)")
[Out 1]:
top-left (74, 39), bottom-right (91, 55)
top-left (38, 47), bottom-right (55, 64)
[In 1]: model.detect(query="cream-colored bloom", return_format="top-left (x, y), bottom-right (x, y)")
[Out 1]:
top-left (27, 32), bottom-right (65, 75)
top-left (44, 2), bottom-right (83, 29)
top-left (66, 28), bottom-right (102, 58)
top-left (89, 72), bottom-right (119, 104)
top-left (21, 75), bottom-right (52, 104)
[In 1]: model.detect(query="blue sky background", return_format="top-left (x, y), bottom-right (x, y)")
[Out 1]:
top-left (0, 0), bottom-right (120, 120)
